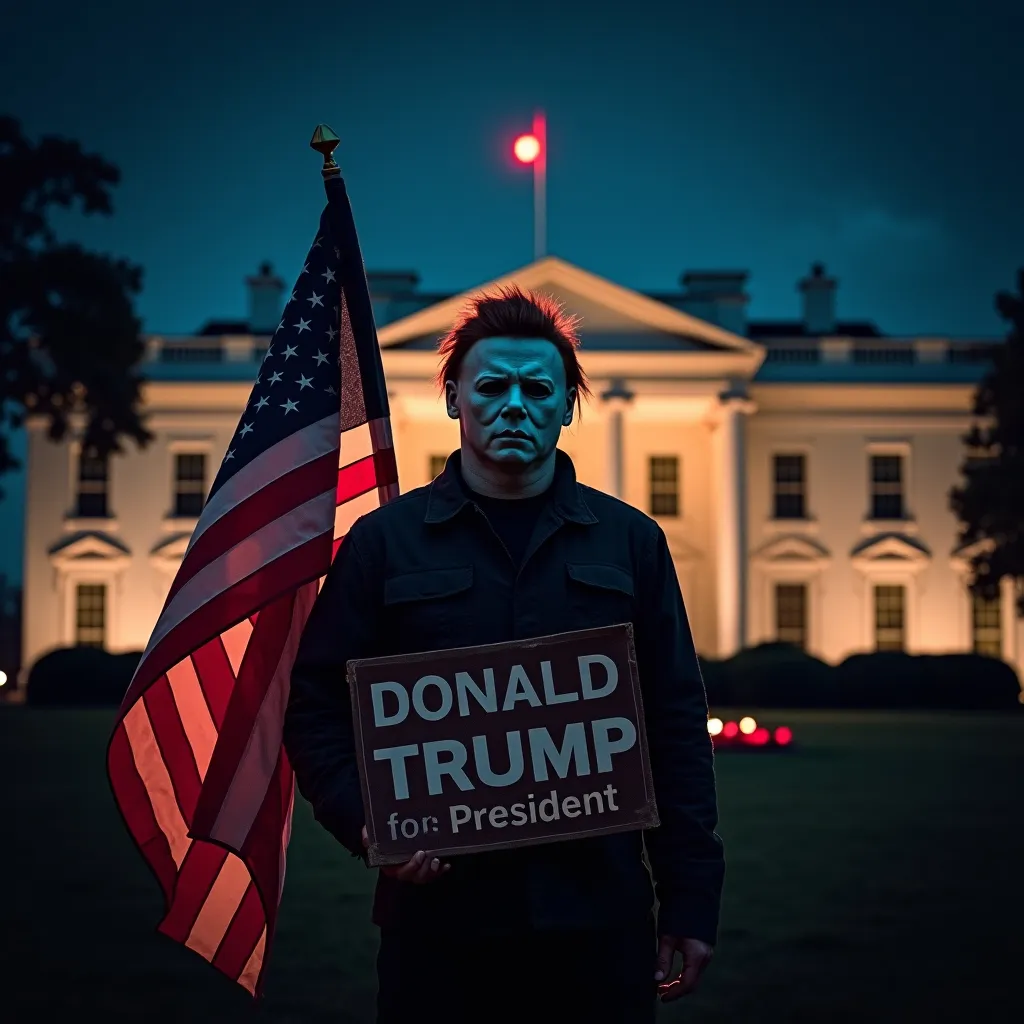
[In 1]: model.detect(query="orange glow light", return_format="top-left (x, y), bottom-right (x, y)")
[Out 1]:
top-left (514, 133), bottom-right (541, 164)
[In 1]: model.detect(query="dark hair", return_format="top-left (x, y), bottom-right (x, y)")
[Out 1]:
top-left (435, 284), bottom-right (592, 415)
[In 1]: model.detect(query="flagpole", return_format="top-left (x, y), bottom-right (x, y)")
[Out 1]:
top-left (533, 111), bottom-right (546, 261)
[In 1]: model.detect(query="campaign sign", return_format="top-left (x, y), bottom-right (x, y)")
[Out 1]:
top-left (347, 623), bottom-right (659, 866)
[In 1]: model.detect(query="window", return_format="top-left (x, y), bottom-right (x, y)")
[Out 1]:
top-left (75, 583), bottom-right (106, 647)
top-left (772, 454), bottom-right (806, 519)
top-left (173, 453), bottom-right (207, 517)
top-left (874, 584), bottom-right (905, 651)
top-left (429, 454), bottom-right (448, 480)
top-left (774, 583), bottom-right (807, 649)
top-left (870, 454), bottom-right (905, 519)
top-left (75, 449), bottom-right (109, 518)
top-left (971, 592), bottom-right (1002, 658)
top-left (648, 456), bottom-right (680, 517)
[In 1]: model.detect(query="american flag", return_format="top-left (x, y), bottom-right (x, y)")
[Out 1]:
top-left (106, 172), bottom-right (399, 996)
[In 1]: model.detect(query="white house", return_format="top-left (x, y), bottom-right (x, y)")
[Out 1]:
top-left (20, 256), bottom-right (1023, 684)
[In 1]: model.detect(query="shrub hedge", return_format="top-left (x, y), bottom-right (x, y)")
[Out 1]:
top-left (26, 646), bottom-right (141, 707)
top-left (700, 643), bottom-right (1021, 710)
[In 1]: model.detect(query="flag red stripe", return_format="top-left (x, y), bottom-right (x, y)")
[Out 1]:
top-left (336, 454), bottom-right (378, 504)
top-left (108, 723), bottom-right (177, 897)
top-left (211, 882), bottom-right (265, 980)
top-left (191, 591), bottom-right (298, 835)
top-left (143, 675), bottom-right (203, 821)
top-left (190, 638), bottom-right (237, 729)
top-left (168, 450), bottom-right (338, 604)
top-left (125, 534), bottom-right (331, 710)
top-left (158, 842), bottom-right (230, 943)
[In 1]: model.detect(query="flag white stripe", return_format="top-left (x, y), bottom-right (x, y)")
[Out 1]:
top-left (333, 486), bottom-right (381, 540)
top-left (184, 854), bottom-right (252, 960)
top-left (166, 658), bottom-right (217, 780)
top-left (123, 702), bottom-right (192, 867)
top-left (185, 413), bottom-right (340, 557)
top-left (141, 490), bottom-right (335, 662)
top-left (339, 420), bottom-right (373, 468)
top-left (239, 930), bottom-right (267, 994)
top-left (221, 619), bottom-right (253, 674)
top-left (208, 583), bottom-right (317, 850)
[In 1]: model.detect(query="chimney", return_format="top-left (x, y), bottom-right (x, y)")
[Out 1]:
top-left (246, 262), bottom-right (286, 335)
top-left (798, 262), bottom-right (837, 335)
top-left (679, 271), bottom-right (749, 336)
top-left (368, 271), bottom-right (421, 327)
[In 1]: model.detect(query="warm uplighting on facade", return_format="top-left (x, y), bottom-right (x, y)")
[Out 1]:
top-left (707, 717), bottom-right (723, 736)
top-left (739, 716), bottom-right (757, 734)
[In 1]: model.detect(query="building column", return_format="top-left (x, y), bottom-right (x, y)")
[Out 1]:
top-left (601, 380), bottom-right (634, 499)
top-left (714, 393), bottom-right (755, 657)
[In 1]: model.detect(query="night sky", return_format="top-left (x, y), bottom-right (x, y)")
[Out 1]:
top-left (2, 0), bottom-right (1021, 580)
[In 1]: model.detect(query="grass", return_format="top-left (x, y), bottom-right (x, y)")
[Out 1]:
top-left (0, 707), bottom-right (1021, 1022)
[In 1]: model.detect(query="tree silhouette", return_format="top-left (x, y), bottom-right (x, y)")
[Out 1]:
top-left (950, 269), bottom-right (1024, 615)
top-left (0, 115), bottom-right (151, 496)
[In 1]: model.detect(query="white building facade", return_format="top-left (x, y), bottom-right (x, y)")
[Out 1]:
top-left (20, 257), bottom-right (1023, 683)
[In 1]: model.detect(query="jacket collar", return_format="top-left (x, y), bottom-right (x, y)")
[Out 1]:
top-left (424, 449), bottom-right (598, 526)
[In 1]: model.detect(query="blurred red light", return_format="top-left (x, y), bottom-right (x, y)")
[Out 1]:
top-left (774, 726), bottom-right (793, 746)
top-left (722, 721), bottom-right (739, 738)
top-left (514, 133), bottom-right (541, 163)
top-left (750, 727), bottom-right (770, 745)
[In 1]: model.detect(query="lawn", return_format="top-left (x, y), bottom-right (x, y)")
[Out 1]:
top-left (0, 707), bottom-right (1020, 1022)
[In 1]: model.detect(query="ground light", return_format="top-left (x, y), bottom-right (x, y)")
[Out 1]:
top-left (707, 715), bottom-right (795, 751)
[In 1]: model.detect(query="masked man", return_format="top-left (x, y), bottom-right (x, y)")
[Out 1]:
top-left (283, 286), bottom-right (725, 1023)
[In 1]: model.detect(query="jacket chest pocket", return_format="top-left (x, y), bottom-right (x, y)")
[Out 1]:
top-left (565, 562), bottom-right (635, 630)
top-left (382, 565), bottom-right (474, 653)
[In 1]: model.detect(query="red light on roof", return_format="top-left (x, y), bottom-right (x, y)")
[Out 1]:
top-left (774, 726), bottom-right (793, 746)
top-left (722, 721), bottom-right (739, 739)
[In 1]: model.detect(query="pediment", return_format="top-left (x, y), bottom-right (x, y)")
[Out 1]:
top-left (48, 531), bottom-right (131, 570)
top-left (149, 532), bottom-right (191, 571)
top-left (752, 534), bottom-right (831, 569)
top-left (377, 256), bottom-right (762, 358)
top-left (851, 533), bottom-right (931, 573)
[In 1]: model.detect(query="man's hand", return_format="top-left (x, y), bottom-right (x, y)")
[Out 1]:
top-left (654, 935), bottom-right (713, 1001)
top-left (361, 826), bottom-right (451, 884)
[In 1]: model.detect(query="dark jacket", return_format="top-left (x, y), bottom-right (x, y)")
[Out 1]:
top-left (283, 450), bottom-right (725, 943)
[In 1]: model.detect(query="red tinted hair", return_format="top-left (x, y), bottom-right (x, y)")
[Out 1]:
top-left (435, 285), bottom-right (591, 414)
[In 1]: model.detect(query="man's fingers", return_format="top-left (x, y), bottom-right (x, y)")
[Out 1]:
top-left (388, 851), bottom-right (451, 884)
top-left (653, 936), bottom-right (676, 982)
top-left (659, 947), bottom-right (712, 1002)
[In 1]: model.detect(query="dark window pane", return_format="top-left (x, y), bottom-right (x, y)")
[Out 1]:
top-left (772, 454), bottom-right (806, 519)
top-left (870, 454), bottom-right (904, 519)
top-left (173, 453), bottom-right (207, 517)
top-left (874, 584), bottom-right (905, 651)
top-left (75, 583), bottom-right (106, 648)
top-left (775, 583), bottom-right (807, 649)
top-left (971, 592), bottom-right (1002, 658)
top-left (76, 451), bottom-right (109, 518)
top-left (648, 456), bottom-right (680, 517)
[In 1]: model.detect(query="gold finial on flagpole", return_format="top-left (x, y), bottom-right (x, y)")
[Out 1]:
top-left (309, 124), bottom-right (341, 179)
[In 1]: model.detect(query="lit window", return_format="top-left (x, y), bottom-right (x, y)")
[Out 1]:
top-left (773, 454), bottom-right (806, 519)
top-left (648, 456), bottom-right (680, 517)
top-left (75, 583), bottom-right (106, 648)
top-left (429, 454), bottom-right (448, 480)
top-left (870, 454), bottom-right (905, 520)
top-left (173, 453), bottom-right (207, 517)
top-left (76, 450), bottom-right (109, 518)
top-left (874, 585), bottom-right (905, 651)
top-left (775, 583), bottom-right (807, 649)
top-left (971, 592), bottom-right (1002, 658)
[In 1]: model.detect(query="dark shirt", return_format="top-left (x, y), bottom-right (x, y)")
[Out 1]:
top-left (463, 480), bottom-right (552, 569)
top-left (284, 449), bottom-right (725, 943)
